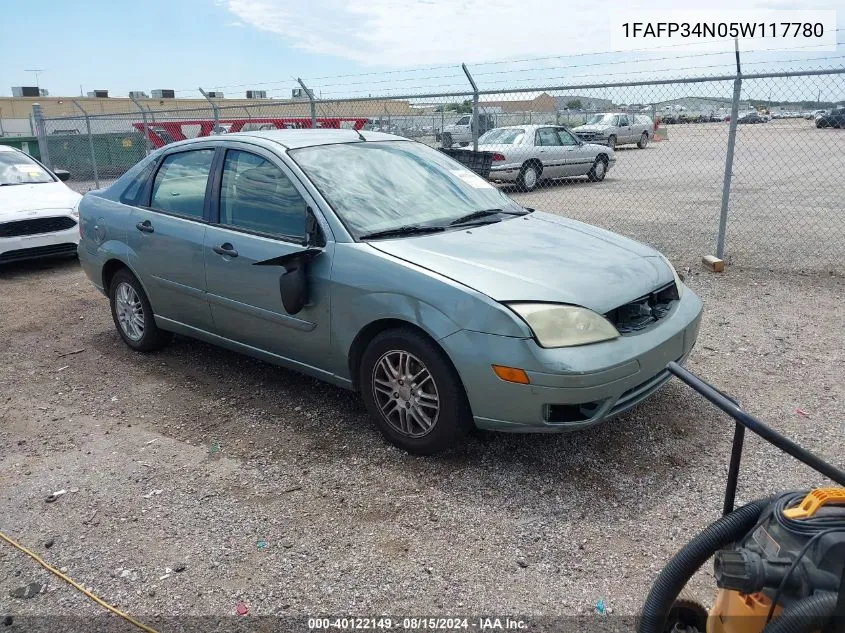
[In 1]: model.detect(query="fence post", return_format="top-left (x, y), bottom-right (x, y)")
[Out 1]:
top-left (297, 78), bottom-right (317, 128)
top-left (31, 103), bottom-right (52, 169)
top-left (462, 63), bottom-right (480, 152)
top-left (199, 87), bottom-right (220, 134)
top-left (72, 100), bottom-right (99, 188)
top-left (717, 40), bottom-right (742, 259)
top-left (130, 94), bottom-right (151, 155)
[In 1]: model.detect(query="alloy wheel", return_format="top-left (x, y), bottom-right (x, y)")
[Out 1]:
top-left (372, 350), bottom-right (440, 438)
top-left (115, 282), bottom-right (145, 341)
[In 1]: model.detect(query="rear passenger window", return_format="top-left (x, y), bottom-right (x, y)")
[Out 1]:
top-left (119, 160), bottom-right (157, 206)
top-left (219, 150), bottom-right (307, 239)
top-left (150, 149), bottom-right (215, 218)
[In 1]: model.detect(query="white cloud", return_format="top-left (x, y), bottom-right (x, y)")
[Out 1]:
top-left (222, 0), bottom-right (842, 67)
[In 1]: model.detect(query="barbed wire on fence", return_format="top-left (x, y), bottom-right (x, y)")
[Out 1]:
top-left (28, 63), bottom-right (845, 274)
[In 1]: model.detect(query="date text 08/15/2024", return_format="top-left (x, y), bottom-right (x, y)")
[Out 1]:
top-left (308, 617), bottom-right (528, 630)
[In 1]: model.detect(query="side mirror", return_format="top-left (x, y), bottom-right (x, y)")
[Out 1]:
top-left (253, 248), bottom-right (323, 315)
top-left (54, 169), bottom-right (71, 182)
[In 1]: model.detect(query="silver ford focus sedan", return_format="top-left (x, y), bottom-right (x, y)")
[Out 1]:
top-left (77, 129), bottom-right (702, 455)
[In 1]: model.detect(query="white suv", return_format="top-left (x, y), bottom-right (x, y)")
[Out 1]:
top-left (572, 113), bottom-right (654, 149)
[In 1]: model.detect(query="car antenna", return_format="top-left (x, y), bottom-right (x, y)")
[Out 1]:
top-left (352, 128), bottom-right (366, 141)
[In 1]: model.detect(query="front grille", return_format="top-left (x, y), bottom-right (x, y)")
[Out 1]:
top-left (0, 216), bottom-right (77, 238)
top-left (0, 243), bottom-right (78, 263)
top-left (605, 282), bottom-right (679, 334)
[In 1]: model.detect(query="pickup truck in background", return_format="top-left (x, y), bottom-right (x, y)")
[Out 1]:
top-left (440, 114), bottom-right (496, 147)
top-left (571, 113), bottom-right (654, 149)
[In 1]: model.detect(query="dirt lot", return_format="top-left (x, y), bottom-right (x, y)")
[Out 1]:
top-left (1, 255), bottom-right (843, 629)
top-left (506, 119), bottom-right (845, 273)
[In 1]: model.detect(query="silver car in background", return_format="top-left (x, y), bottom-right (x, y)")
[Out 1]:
top-left (572, 113), bottom-right (654, 150)
top-left (478, 125), bottom-right (616, 192)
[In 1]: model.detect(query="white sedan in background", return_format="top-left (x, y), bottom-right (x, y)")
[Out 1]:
top-left (0, 145), bottom-right (81, 264)
top-left (477, 125), bottom-right (615, 192)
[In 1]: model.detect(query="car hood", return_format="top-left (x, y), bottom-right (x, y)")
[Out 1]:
top-left (0, 181), bottom-right (81, 220)
top-left (368, 211), bottom-right (672, 314)
top-left (572, 125), bottom-right (611, 133)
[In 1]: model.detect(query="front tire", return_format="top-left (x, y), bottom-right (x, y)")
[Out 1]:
top-left (607, 135), bottom-right (617, 149)
top-left (517, 163), bottom-right (540, 192)
top-left (359, 328), bottom-right (471, 455)
top-left (587, 156), bottom-right (608, 182)
top-left (637, 132), bottom-right (649, 148)
top-left (109, 269), bottom-right (171, 352)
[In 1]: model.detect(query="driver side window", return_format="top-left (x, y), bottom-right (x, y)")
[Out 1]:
top-left (556, 128), bottom-right (579, 146)
top-left (618, 115), bottom-right (629, 126)
top-left (536, 128), bottom-right (562, 146)
top-left (219, 150), bottom-right (307, 240)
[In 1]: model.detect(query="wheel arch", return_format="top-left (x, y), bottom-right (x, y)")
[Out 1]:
top-left (102, 257), bottom-right (130, 293)
top-left (522, 158), bottom-right (543, 175)
top-left (349, 319), bottom-right (435, 392)
top-left (347, 318), bottom-right (470, 396)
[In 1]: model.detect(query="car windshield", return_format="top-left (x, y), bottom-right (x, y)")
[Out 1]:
top-left (586, 114), bottom-right (618, 126)
top-left (0, 151), bottom-right (54, 185)
top-left (289, 141), bottom-right (523, 237)
top-left (478, 128), bottom-right (525, 144)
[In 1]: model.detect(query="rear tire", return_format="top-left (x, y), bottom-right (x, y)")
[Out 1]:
top-left (517, 163), bottom-right (540, 192)
top-left (441, 133), bottom-right (453, 148)
top-left (637, 132), bottom-right (649, 148)
top-left (109, 269), bottom-right (172, 352)
top-left (587, 156), bottom-right (608, 182)
top-left (359, 328), bottom-right (471, 455)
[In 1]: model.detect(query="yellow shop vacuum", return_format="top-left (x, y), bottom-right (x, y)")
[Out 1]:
top-left (638, 363), bottom-right (845, 633)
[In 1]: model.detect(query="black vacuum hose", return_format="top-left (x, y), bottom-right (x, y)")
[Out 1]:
top-left (638, 498), bottom-right (772, 633)
top-left (761, 592), bottom-right (838, 633)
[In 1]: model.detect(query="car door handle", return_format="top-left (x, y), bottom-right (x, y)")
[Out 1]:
top-left (213, 243), bottom-right (238, 257)
top-left (135, 220), bottom-right (154, 233)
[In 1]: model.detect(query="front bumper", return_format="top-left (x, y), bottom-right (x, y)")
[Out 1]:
top-left (439, 288), bottom-right (703, 432)
top-left (0, 223), bottom-right (79, 264)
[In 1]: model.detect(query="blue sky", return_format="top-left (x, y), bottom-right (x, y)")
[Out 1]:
top-left (1, 0), bottom-right (842, 100)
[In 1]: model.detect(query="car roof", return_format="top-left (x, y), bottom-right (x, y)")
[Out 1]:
top-left (161, 129), bottom-right (407, 151)
top-left (489, 124), bottom-right (546, 131)
top-left (0, 144), bottom-right (22, 153)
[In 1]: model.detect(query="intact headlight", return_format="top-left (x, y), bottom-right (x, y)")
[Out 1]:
top-left (658, 254), bottom-right (684, 298)
top-left (508, 303), bottom-right (619, 348)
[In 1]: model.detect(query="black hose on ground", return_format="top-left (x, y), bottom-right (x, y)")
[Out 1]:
top-left (761, 592), bottom-right (838, 633)
top-left (637, 498), bottom-right (772, 633)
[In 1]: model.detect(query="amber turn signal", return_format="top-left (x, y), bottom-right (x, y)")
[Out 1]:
top-left (491, 365), bottom-right (530, 384)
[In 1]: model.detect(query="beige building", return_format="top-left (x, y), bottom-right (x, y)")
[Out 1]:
top-left (0, 95), bottom-right (418, 137)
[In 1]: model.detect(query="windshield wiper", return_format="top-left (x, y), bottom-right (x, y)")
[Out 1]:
top-left (448, 208), bottom-right (529, 226)
top-left (359, 224), bottom-right (446, 240)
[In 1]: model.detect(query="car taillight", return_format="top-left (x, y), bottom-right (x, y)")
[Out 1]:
top-left (491, 153), bottom-right (506, 162)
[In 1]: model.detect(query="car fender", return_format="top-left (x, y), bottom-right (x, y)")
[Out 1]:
top-left (91, 240), bottom-right (152, 300)
top-left (328, 243), bottom-right (531, 380)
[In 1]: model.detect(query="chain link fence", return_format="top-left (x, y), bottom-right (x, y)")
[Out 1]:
top-left (32, 66), bottom-right (845, 273)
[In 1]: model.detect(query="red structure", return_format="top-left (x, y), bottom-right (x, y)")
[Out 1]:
top-left (132, 117), bottom-right (370, 149)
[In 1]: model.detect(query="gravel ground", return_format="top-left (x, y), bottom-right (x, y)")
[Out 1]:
top-left (1, 256), bottom-right (843, 630)
top-left (508, 119), bottom-right (845, 274)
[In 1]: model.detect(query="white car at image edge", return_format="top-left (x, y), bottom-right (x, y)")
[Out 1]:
top-left (0, 145), bottom-right (81, 264)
